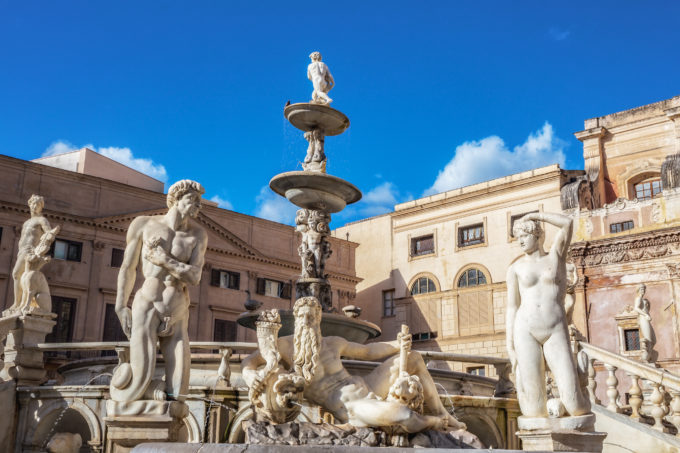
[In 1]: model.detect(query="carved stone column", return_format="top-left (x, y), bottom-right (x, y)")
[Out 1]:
top-left (574, 126), bottom-right (606, 208)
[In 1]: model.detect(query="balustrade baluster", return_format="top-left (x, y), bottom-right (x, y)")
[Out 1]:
top-left (649, 382), bottom-right (667, 432)
top-left (604, 364), bottom-right (621, 413)
top-left (669, 391), bottom-right (680, 436)
top-left (587, 357), bottom-right (600, 405)
top-left (627, 372), bottom-right (642, 420)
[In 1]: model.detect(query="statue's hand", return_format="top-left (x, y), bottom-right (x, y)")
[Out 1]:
top-left (249, 375), bottom-right (265, 395)
top-left (400, 332), bottom-right (412, 352)
top-left (144, 245), bottom-right (167, 267)
top-left (116, 307), bottom-right (132, 338)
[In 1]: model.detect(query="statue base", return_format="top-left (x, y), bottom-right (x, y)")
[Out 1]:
top-left (104, 400), bottom-right (188, 453)
top-left (1, 314), bottom-right (55, 385)
top-left (244, 421), bottom-right (476, 448)
top-left (517, 415), bottom-right (606, 452)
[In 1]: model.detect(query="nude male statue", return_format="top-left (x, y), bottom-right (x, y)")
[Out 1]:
top-left (307, 51), bottom-right (334, 105)
top-left (8, 195), bottom-right (56, 313)
top-left (242, 296), bottom-right (467, 434)
top-left (506, 212), bottom-right (590, 418)
top-left (110, 180), bottom-right (208, 403)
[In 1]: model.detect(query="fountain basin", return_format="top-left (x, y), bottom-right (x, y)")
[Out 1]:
top-left (270, 171), bottom-right (361, 212)
top-left (284, 103), bottom-right (349, 135)
top-left (237, 309), bottom-right (381, 343)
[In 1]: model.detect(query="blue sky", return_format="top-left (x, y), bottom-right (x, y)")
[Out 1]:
top-left (1, 1), bottom-right (679, 226)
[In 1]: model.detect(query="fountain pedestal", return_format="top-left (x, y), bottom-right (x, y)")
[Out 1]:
top-left (104, 401), bottom-right (188, 453)
top-left (517, 415), bottom-right (606, 452)
top-left (1, 313), bottom-right (55, 385)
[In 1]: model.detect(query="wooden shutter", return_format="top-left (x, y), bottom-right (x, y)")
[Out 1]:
top-left (281, 282), bottom-right (292, 299)
top-left (256, 278), bottom-right (266, 295)
top-left (232, 272), bottom-right (240, 290)
top-left (210, 269), bottom-right (220, 287)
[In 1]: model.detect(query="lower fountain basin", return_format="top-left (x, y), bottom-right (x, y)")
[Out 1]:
top-left (284, 102), bottom-right (349, 135)
top-left (237, 309), bottom-right (381, 343)
top-left (270, 171), bottom-right (362, 212)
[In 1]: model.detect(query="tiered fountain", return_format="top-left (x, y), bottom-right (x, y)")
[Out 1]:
top-left (238, 51), bottom-right (380, 343)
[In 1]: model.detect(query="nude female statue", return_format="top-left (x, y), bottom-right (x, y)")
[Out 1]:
top-left (506, 212), bottom-right (590, 417)
top-left (307, 51), bottom-right (334, 105)
top-left (110, 180), bottom-right (208, 403)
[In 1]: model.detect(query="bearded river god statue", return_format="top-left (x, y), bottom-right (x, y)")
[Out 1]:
top-left (107, 180), bottom-right (208, 416)
top-left (242, 296), bottom-right (482, 447)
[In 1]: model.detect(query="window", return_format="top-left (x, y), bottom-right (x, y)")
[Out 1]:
top-left (111, 248), bottom-right (125, 268)
top-left (510, 211), bottom-right (539, 237)
top-left (256, 278), bottom-right (292, 299)
top-left (624, 329), bottom-right (641, 351)
top-left (459, 224), bottom-right (484, 247)
top-left (51, 239), bottom-right (82, 262)
top-left (458, 268), bottom-right (487, 288)
top-left (102, 303), bottom-right (127, 356)
top-left (210, 269), bottom-right (240, 290)
top-left (46, 296), bottom-right (77, 344)
top-left (410, 235), bottom-right (434, 257)
top-left (412, 331), bottom-right (437, 342)
top-left (610, 221), bottom-right (634, 234)
top-left (467, 366), bottom-right (485, 376)
top-left (383, 290), bottom-right (395, 317)
top-left (634, 179), bottom-right (662, 201)
top-left (213, 319), bottom-right (237, 342)
top-left (410, 277), bottom-right (436, 295)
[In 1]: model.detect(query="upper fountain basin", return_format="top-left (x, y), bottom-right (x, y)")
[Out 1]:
top-left (270, 171), bottom-right (362, 212)
top-left (284, 103), bottom-right (350, 135)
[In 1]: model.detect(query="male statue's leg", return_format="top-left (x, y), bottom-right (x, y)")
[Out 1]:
top-left (160, 317), bottom-right (190, 401)
top-left (110, 299), bottom-right (159, 402)
top-left (10, 256), bottom-right (25, 310)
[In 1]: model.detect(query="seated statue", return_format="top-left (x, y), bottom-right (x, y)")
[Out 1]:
top-left (242, 296), bottom-right (467, 434)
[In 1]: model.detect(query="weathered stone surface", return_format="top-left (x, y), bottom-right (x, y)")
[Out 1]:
top-left (244, 421), bottom-right (477, 448)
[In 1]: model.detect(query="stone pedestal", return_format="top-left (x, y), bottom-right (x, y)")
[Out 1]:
top-left (105, 400), bottom-right (188, 453)
top-left (517, 415), bottom-right (606, 452)
top-left (1, 314), bottom-right (55, 385)
top-left (296, 277), bottom-right (332, 312)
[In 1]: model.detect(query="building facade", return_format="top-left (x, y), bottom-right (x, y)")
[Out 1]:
top-left (0, 152), bottom-right (360, 352)
top-left (337, 95), bottom-right (680, 384)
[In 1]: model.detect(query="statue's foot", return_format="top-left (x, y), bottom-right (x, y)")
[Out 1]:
top-left (443, 413), bottom-right (466, 431)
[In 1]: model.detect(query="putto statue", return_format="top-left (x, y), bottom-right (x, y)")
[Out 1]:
top-left (633, 283), bottom-right (657, 363)
top-left (307, 51), bottom-right (334, 105)
top-left (110, 180), bottom-right (208, 404)
top-left (6, 195), bottom-right (60, 315)
top-left (506, 212), bottom-right (591, 418)
top-left (242, 296), bottom-right (467, 434)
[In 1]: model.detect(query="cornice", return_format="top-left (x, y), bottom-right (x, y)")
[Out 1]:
top-left (393, 169), bottom-right (562, 218)
top-left (570, 225), bottom-right (680, 267)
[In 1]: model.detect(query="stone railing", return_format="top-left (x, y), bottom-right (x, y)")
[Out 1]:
top-left (578, 340), bottom-right (680, 434)
top-left (418, 351), bottom-right (515, 398)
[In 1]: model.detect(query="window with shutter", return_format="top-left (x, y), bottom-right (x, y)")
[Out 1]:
top-left (410, 235), bottom-right (434, 257)
top-left (214, 319), bottom-right (237, 342)
top-left (102, 303), bottom-right (127, 356)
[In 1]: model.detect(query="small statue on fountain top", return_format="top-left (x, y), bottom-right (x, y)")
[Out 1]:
top-left (307, 51), bottom-right (334, 105)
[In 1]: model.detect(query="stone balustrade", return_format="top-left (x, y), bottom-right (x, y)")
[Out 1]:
top-left (578, 340), bottom-right (680, 435)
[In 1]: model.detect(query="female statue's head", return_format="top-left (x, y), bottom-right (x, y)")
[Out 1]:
top-left (309, 51), bottom-right (322, 62)
top-left (513, 219), bottom-right (544, 253)
top-left (166, 180), bottom-right (205, 218)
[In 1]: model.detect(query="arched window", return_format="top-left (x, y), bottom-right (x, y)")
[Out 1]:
top-left (633, 178), bottom-right (662, 201)
top-left (411, 277), bottom-right (436, 295)
top-left (458, 268), bottom-right (487, 288)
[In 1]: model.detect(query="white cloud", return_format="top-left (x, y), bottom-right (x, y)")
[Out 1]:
top-left (42, 140), bottom-right (168, 182)
top-left (358, 182), bottom-right (400, 216)
top-left (424, 122), bottom-right (566, 196)
top-left (209, 195), bottom-right (233, 210)
top-left (549, 27), bottom-right (570, 41)
top-left (254, 186), bottom-right (298, 225)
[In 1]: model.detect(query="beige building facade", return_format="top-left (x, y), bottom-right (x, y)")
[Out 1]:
top-left (338, 95), bottom-right (680, 385)
top-left (336, 164), bottom-right (582, 377)
top-left (0, 152), bottom-right (359, 354)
